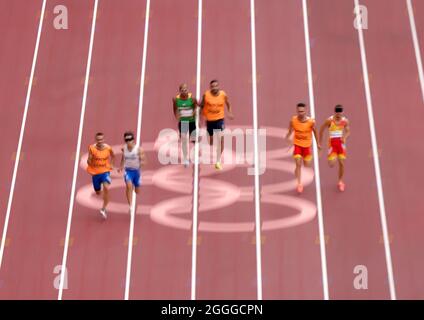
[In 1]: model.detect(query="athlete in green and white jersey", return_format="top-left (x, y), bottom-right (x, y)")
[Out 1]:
top-left (173, 83), bottom-right (198, 167)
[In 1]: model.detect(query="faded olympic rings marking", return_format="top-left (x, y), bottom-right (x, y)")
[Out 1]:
top-left (75, 126), bottom-right (317, 232)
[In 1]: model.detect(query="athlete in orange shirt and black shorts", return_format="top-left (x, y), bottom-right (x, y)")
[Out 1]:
top-left (87, 132), bottom-right (115, 219)
top-left (285, 103), bottom-right (321, 194)
top-left (200, 79), bottom-right (234, 170)
top-left (319, 105), bottom-right (350, 191)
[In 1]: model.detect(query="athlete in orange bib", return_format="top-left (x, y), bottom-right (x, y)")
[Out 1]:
top-left (87, 132), bottom-right (115, 219)
top-left (319, 105), bottom-right (350, 192)
top-left (200, 79), bottom-right (234, 170)
top-left (285, 103), bottom-right (321, 194)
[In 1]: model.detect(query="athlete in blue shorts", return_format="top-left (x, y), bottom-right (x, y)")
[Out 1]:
top-left (118, 131), bottom-right (146, 212)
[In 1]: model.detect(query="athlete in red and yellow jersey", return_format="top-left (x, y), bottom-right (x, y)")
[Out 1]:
top-left (285, 103), bottom-right (321, 194)
top-left (87, 132), bottom-right (115, 219)
top-left (201, 79), bottom-right (234, 170)
top-left (319, 105), bottom-right (350, 192)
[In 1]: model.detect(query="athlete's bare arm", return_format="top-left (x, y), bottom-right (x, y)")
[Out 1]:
top-left (118, 147), bottom-right (124, 172)
top-left (319, 118), bottom-right (331, 145)
top-left (109, 147), bottom-right (115, 169)
top-left (172, 97), bottom-right (180, 121)
top-left (225, 95), bottom-right (234, 120)
top-left (343, 119), bottom-right (350, 143)
top-left (285, 120), bottom-right (293, 145)
top-left (312, 125), bottom-right (321, 150)
top-left (139, 147), bottom-right (147, 167)
top-left (199, 94), bottom-right (205, 120)
top-left (87, 147), bottom-right (93, 167)
top-left (192, 97), bottom-right (199, 120)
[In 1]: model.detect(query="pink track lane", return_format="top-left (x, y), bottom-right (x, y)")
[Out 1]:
top-left (128, 0), bottom-right (197, 299)
top-left (62, 0), bottom-right (147, 299)
top-left (195, 0), bottom-right (257, 299)
top-left (361, 0), bottom-right (424, 299)
top-left (0, 0), bottom-right (93, 299)
top-left (414, 0), bottom-right (424, 93)
top-left (255, 0), bottom-right (323, 299)
top-left (0, 0), bottom-right (41, 269)
top-left (309, 0), bottom-right (391, 299)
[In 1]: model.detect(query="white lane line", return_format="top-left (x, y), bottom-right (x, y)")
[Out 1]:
top-left (407, 0), bottom-right (424, 103)
top-left (250, 0), bottom-right (263, 300)
top-left (302, 0), bottom-right (329, 300)
top-left (354, 0), bottom-right (396, 300)
top-left (191, 0), bottom-right (202, 301)
top-left (58, 0), bottom-right (99, 300)
top-left (0, 0), bottom-right (47, 269)
top-left (125, 0), bottom-right (151, 300)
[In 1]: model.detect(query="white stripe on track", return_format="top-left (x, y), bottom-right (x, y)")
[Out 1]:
top-left (249, 0), bottom-right (263, 300)
top-left (58, 0), bottom-right (99, 300)
top-left (302, 0), bottom-right (329, 300)
top-left (0, 0), bottom-right (47, 269)
top-left (124, 0), bottom-right (151, 300)
top-left (190, 0), bottom-right (203, 301)
top-left (354, 0), bottom-right (396, 300)
top-left (406, 0), bottom-right (424, 104)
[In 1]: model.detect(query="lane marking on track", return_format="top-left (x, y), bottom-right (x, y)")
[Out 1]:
top-left (249, 0), bottom-right (263, 300)
top-left (191, 0), bottom-right (203, 301)
top-left (0, 0), bottom-right (47, 269)
top-left (58, 0), bottom-right (99, 300)
top-left (406, 0), bottom-right (424, 103)
top-left (125, 0), bottom-right (151, 301)
top-left (354, 0), bottom-right (396, 300)
top-left (302, 0), bottom-right (329, 300)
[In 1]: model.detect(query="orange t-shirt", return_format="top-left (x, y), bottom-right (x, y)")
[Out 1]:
top-left (203, 90), bottom-right (227, 121)
top-left (87, 144), bottom-right (113, 175)
top-left (291, 116), bottom-right (315, 147)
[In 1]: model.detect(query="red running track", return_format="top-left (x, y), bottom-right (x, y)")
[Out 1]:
top-left (0, 0), bottom-right (42, 281)
top-left (0, 0), bottom-right (93, 299)
top-left (0, 0), bottom-right (424, 299)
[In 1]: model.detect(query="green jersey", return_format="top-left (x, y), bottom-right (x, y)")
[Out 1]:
top-left (175, 93), bottom-right (195, 122)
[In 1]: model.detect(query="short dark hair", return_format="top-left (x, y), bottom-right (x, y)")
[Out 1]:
top-left (124, 131), bottom-right (134, 140)
top-left (297, 103), bottom-right (306, 108)
top-left (210, 79), bottom-right (219, 85)
top-left (95, 132), bottom-right (104, 138)
top-left (335, 104), bottom-right (343, 113)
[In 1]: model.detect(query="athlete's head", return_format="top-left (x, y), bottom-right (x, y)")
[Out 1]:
top-left (124, 131), bottom-right (135, 146)
top-left (95, 132), bottom-right (105, 147)
top-left (179, 83), bottom-right (188, 97)
top-left (296, 103), bottom-right (307, 119)
top-left (210, 79), bottom-right (219, 95)
top-left (334, 104), bottom-right (344, 120)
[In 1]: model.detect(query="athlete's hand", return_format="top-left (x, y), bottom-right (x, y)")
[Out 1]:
top-left (117, 167), bottom-right (122, 173)
top-left (285, 136), bottom-right (292, 146)
top-left (227, 111), bottom-right (234, 120)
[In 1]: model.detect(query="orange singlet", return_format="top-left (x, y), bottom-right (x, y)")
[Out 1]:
top-left (87, 144), bottom-right (113, 175)
top-left (291, 116), bottom-right (315, 147)
top-left (203, 90), bottom-right (227, 121)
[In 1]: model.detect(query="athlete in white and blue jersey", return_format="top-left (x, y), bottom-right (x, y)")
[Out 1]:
top-left (118, 131), bottom-right (146, 210)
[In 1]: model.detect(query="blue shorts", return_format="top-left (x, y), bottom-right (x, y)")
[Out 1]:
top-left (124, 168), bottom-right (141, 188)
top-left (92, 172), bottom-right (111, 192)
top-left (206, 119), bottom-right (225, 136)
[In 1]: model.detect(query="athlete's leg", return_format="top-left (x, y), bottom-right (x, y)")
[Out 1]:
top-left (102, 182), bottom-right (110, 210)
top-left (328, 158), bottom-right (337, 168)
top-left (125, 181), bottom-right (133, 206)
top-left (294, 157), bottom-right (302, 185)
top-left (338, 158), bottom-right (345, 182)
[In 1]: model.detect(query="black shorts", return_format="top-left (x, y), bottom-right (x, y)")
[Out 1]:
top-left (178, 121), bottom-right (197, 139)
top-left (206, 119), bottom-right (225, 136)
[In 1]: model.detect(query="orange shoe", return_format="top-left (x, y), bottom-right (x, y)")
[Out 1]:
top-left (297, 184), bottom-right (304, 194)
top-left (338, 181), bottom-right (345, 192)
